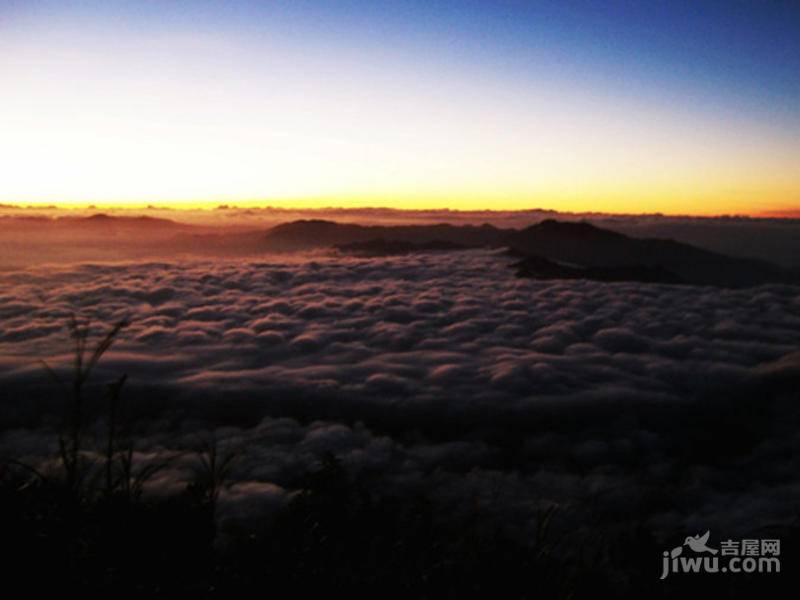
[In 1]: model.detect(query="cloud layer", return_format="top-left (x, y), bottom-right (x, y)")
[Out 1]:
top-left (1, 251), bottom-right (799, 540)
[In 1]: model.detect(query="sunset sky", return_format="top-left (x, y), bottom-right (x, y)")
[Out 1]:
top-left (1, 0), bottom-right (798, 215)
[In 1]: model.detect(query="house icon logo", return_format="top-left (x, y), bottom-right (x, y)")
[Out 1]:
top-left (660, 531), bottom-right (780, 579)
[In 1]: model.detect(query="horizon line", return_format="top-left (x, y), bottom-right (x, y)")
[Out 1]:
top-left (1, 201), bottom-right (799, 221)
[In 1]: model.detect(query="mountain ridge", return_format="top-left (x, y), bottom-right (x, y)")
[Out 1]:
top-left (265, 219), bottom-right (796, 287)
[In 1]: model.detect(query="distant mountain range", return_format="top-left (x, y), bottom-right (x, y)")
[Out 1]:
top-left (1, 213), bottom-right (797, 286)
top-left (264, 219), bottom-right (798, 287)
top-left (262, 219), bottom-right (506, 250)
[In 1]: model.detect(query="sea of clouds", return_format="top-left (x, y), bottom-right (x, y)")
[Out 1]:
top-left (1, 250), bottom-right (800, 541)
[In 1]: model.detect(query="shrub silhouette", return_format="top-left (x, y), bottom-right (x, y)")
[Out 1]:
top-left (2, 318), bottom-right (799, 598)
top-left (187, 436), bottom-right (241, 517)
top-left (36, 316), bottom-right (129, 495)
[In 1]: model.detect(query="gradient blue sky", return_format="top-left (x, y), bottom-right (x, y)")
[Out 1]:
top-left (1, 0), bottom-right (799, 214)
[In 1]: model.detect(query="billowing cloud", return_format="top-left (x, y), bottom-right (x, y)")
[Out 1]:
top-left (1, 250), bottom-right (799, 542)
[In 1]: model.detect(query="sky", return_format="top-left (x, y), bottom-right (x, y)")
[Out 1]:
top-left (1, 0), bottom-right (799, 215)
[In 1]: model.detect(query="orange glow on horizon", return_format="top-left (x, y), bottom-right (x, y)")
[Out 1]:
top-left (4, 191), bottom-right (798, 219)
top-left (2, 6), bottom-right (799, 221)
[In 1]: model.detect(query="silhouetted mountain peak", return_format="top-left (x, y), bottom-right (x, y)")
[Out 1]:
top-left (70, 214), bottom-right (186, 229)
top-left (524, 219), bottom-right (626, 240)
top-left (264, 220), bottom-right (506, 251)
top-left (259, 218), bottom-right (796, 287)
top-left (286, 219), bottom-right (338, 226)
